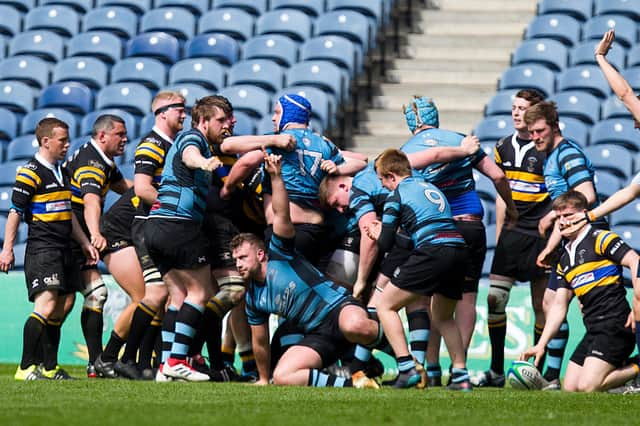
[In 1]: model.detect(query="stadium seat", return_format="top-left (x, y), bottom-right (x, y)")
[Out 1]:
top-left (582, 15), bottom-right (636, 48)
top-left (68, 135), bottom-right (89, 156)
top-left (198, 8), bottom-right (255, 42)
top-left (95, 0), bottom-right (151, 15)
top-left (570, 40), bottom-right (626, 70)
top-left (315, 10), bottom-right (372, 52)
top-left (185, 34), bottom-right (240, 66)
top-left (9, 30), bottom-right (64, 63)
top-left (537, 0), bottom-right (593, 22)
top-left (162, 84), bottom-right (209, 111)
top-left (286, 60), bottom-right (346, 103)
top-left (610, 200), bottom-right (640, 226)
top-left (327, 0), bottom-right (384, 27)
top-left (256, 9), bottom-right (313, 43)
top-left (479, 141), bottom-right (495, 160)
top-left (550, 91), bottom-right (600, 125)
top-left (0, 38), bottom-right (6, 61)
top-left (473, 171), bottom-right (497, 202)
top-left (584, 144), bottom-right (634, 180)
top-left (481, 248), bottom-right (494, 277)
top-left (0, 108), bottom-right (18, 141)
top-left (38, 82), bottom-right (92, 115)
top-left (212, 0), bottom-right (267, 17)
top-left (96, 83), bottom-right (152, 117)
top-left (111, 57), bottom-right (167, 91)
top-left (24, 5), bottom-right (79, 38)
top-left (119, 163), bottom-right (134, 180)
top-left (0, 56), bottom-right (50, 89)
top-left (627, 45), bottom-right (640, 69)
top-left (512, 38), bottom-right (568, 72)
top-left (0, 0), bottom-right (34, 13)
top-left (301, 35), bottom-right (362, 77)
top-left (139, 112), bottom-right (192, 136)
top-left (275, 86), bottom-right (334, 130)
top-left (0, 5), bottom-right (22, 38)
top-left (122, 136), bottom-right (139, 162)
top-left (601, 94), bottom-right (632, 119)
top-left (81, 109), bottom-right (138, 139)
top-left (126, 32), bottom-right (180, 65)
top-left (589, 118), bottom-right (640, 152)
top-left (227, 59), bottom-right (285, 93)
top-left (557, 65), bottom-right (610, 99)
top-left (242, 34), bottom-right (299, 68)
top-left (594, 170), bottom-right (623, 200)
top-left (481, 198), bottom-right (495, 226)
top-left (0, 160), bottom-right (23, 186)
top-left (16, 220), bottom-right (27, 243)
top-left (0, 81), bottom-right (33, 115)
top-left (613, 225), bottom-right (640, 251)
top-left (52, 57), bottom-right (109, 91)
top-left (594, 0), bottom-right (640, 21)
top-left (558, 116), bottom-right (589, 146)
top-left (498, 64), bottom-right (556, 97)
top-left (22, 108), bottom-right (78, 138)
top-left (485, 224), bottom-right (497, 250)
top-left (524, 14), bottom-right (581, 47)
top-left (169, 58), bottom-right (226, 91)
top-left (156, 0), bottom-right (209, 16)
top-left (484, 90), bottom-right (518, 116)
top-left (473, 115), bottom-right (514, 143)
top-left (6, 134), bottom-right (38, 161)
top-left (271, 0), bottom-right (325, 18)
top-left (140, 7), bottom-right (195, 42)
top-left (219, 84), bottom-right (272, 119)
top-left (233, 110), bottom-right (257, 136)
top-left (621, 68), bottom-right (640, 93)
top-left (84, 6), bottom-right (138, 40)
top-left (40, 0), bottom-right (93, 13)
top-left (66, 32), bottom-right (123, 66)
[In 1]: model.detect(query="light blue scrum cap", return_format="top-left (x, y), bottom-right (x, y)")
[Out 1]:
top-left (403, 96), bottom-right (439, 133)
top-left (277, 94), bottom-right (311, 132)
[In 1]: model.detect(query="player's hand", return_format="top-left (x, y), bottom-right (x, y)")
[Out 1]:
top-left (538, 212), bottom-right (555, 237)
top-left (220, 185), bottom-right (233, 200)
top-left (519, 345), bottom-right (545, 367)
top-left (352, 278), bottom-right (368, 300)
top-left (460, 135), bottom-right (480, 155)
top-left (364, 220), bottom-right (382, 241)
top-left (320, 160), bottom-right (338, 175)
top-left (626, 311), bottom-right (635, 330)
top-left (0, 248), bottom-right (15, 273)
top-left (90, 233), bottom-right (107, 252)
top-left (82, 243), bottom-right (99, 266)
top-left (566, 211), bottom-right (590, 228)
top-left (262, 147), bottom-right (282, 176)
top-left (536, 246), bottom-right (555, 268)
top-left (272, 134), bottom-right (296, 151)
top-left (595, 29), bottom-right (615, 57)
top-left (200, 156), bottom-right (222, 172)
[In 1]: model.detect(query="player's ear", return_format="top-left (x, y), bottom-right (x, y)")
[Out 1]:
top-left (257, 249), bottom-right (266, 262)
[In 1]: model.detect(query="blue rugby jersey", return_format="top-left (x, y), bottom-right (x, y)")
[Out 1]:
top-left (245, 233), bottom-right (349, 333)
top-left (543, 139), bottom-right (596, 200)
top-left (349, 164), bottom-right (389, 226)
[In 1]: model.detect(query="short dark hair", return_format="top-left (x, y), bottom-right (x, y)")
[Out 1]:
top-left (35, 117), bottom-right (69, 146)
top-left (523, 101), bottom-right (559, 130)
top-left (230, 233), bottom-right (266, 253)
top-left (191, 95), bottom-right (233, 128)
top-left (92, 114), bottom-right (126, 137)
top-left (515, 89), bottom-right (544, 106)
top-left (552, 190), bottom-right (588, 212)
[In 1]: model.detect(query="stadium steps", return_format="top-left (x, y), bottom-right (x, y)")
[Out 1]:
top-left (349, 0), bottom-right (537, 153)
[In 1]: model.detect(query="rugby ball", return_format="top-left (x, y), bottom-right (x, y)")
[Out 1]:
top-left (507, 361), bottom-right (545, 390)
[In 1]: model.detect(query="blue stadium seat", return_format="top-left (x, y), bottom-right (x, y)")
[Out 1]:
top-left (16, 220), bottom-right (28, 243)
top-left (169, 58), bottom-right (226, 91)
top-left (256, 9), bottom-right (313, 43)
top-left (227, 59), bottom-right (285, 93)
top-left (525, 14), bottom-right (581, 47)
top-left (590, 118), bottom-right (640, 152)
top-left (67, 32), bottom-right (123, 66)
top-left (0, 38), bottom-right (6, 61)
top-left (0, 108), bottom-right (18, 141)
top-left (126, 32), bottom-right (180, 65)
top-left (481, 199), bottom-right (495, 226)
top-left (327, 0), bottom-right (384, 27)
top-left (472, 171), bottom-right (497, 202)
top-left (550, 90), bottom-right (600, 125)
top-left (140, 7), bottom-right (195, 42)
top-left (594, 0), bottom-right (640, 21)
top-left (213, 0), bottom-right (267, 17)
top-left (41, 0), bottom-right (93, 13)
top-left (84, 6), bottom-right (138, 40)
top-left (498, 64), bottom-right (556, 97)
top-left (156, 0), bottom-right (209, 16)
top-left (24, 5), bottom-right (79, 38)
top-left (38, 82), bottom-right (92, 115)
top-left (119, 163), bottom-right (134, 180)
top-left (96, 0), bottom-right (151, 15)
top-left (276, 86), bottom-right (334, 130)
top-left (537, 0), bottom-right (593, 22)
top-left (198, 8), bottom-right (255, 42)
top-left (0, 5), bottom-right (22, 38)
top-left (558, 116), bottom-right (589, 146)
top-left (68, 135), bottom-right (89, 156)
top-left (123, 136), bottom-right (139, 162)
top-left (557, 65), bottom-right (610, 99)
top-left (626, 45), bottom-right (640, 70)
top-left (484, 90), bottom-right (518, 116)
top-left (570, 40), bottom-right (626, 70)
top-left (594, 170), bottom-right (623, 200)
top-left (481, 248), bottom-right (494, 277)
top-left (584, 144), bottom-right (634, 180)
top-left (0, 81), bottom-right (34, 114)
top-left (271, 0), bottom-right (325, 18)
top-left (162, 84), bottom-right (209, 111)
top-left (111, 57), bottom-right (167, 91)
top-left (512, 38), bottom-right (568, 72)
top-left (52, 57), bottom-right (109, 91)
top-left (96, 83), bottom-right (152, 117)
top-left (242, 34), bottom-right (299, 67)
top-left (233, 110), bottom-right (257, 136)
top-left (479, 141), bottom-right (495, 160)
top-left (473, 115), bottom-right (514, 143)
top-left (22, 108), bottom-right (78, 138)
top-left (9, 30), bottom-right (64, 63)
top-left (582, 15), bottom-right (636, 48)
top-left (81, 109), bottom-right (138, 139)
top-left (485, 223), bottom-right (497, 250)
top-left (601, 94), bottom-right (632, 119)
top-left (301, 35), bottom-right (362, 77)
top-left (613, 225), bottom-right (640, 251)
top-left (6, 134), bottom-right (38, 161)
top-left (0, 0), bottom-right (34, 13)
top-left (610, 200), bottom-right (640, 226)
top-left (185, 34), bottom-right (240, 66)
top-left (0, 160), bottom-right (23, 186)
top-left (139, 112), bottom-right (192, 136)
top-left (315, 10), bottom-right (372, 52)
top-left (621, 68), bottom-right (640, 93)
top-left (219, 84), bottom-right (272, 119)
top-left (0, 56), bottom-right (50, 89)
top-left (286, 60), bottom-right (346, 103)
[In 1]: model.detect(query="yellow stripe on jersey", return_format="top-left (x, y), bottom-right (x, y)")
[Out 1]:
top-left (71, 195), bottom-right (84, 205)
top-left (135, 142), bottom-right (165, 163)
top-left (573, 276), bottom-right (619, 297)
top-left (504, 170), bottom-right (548, 202)
top-left (563, 259), bottom-right (621, 297)
top-left (505, 170), bottom-right (545, 183)
top-left (493, 147), bottom-right (502, 165)
top-left (16, 168), bottom-right (41, 188)
top-left (32, 190), bottom-right (72, 203)
top-left (74, 166), bottom-right (106, 185)
top-left (595, 231), bottom-right (618, 256)
top-left (32, 211), bottom-right (73, 222)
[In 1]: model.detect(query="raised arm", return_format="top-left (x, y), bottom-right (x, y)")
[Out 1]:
top-left (475, 156), bottom-right (518, 224)
top-left (182, 145), bottom-right (222, 171)
top-left (264, 149), bottom-right (295, 239)
top-left (406, 135), bottom-right (480, 170)
top-left (220, 134), bottom-right (296, 154)
top-left (220, 150), bottom-right (264, 199)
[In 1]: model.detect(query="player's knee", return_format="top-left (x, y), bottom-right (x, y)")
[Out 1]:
top-left (216, 276), bottom-right (246, 306)
top-left (272, 365), bottom-right (293, 385)
top-left (144, 284), bottom-right (168, 308)
top-left (487, 283), bottom-right (511, 314)
top-left (82, 278), bottom-right (108, 310)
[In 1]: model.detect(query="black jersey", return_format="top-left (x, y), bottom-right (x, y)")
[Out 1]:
top-left (133, 129), bottom-right (173, 216)
top-left (11, 154), bottom-right (72, 250)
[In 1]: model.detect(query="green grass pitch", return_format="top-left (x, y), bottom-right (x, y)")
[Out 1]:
top-left (0, 365), bottom-right (638, 426)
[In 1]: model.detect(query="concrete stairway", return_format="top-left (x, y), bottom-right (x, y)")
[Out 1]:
top-left (349, 0), bottom-right (538, 158)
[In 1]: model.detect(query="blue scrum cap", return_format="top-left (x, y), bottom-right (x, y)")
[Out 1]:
top-left (403, 96), bottom-right (439, 133)
top-left (277, 94), bottom-right (311, 132)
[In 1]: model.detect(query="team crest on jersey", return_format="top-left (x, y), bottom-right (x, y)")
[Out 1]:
top-left (88, 159), bottom-right (105, 171)
top-left (526, 157), bottom-right (538, 173)
top-left (577, 249), bottom-right (587, 264)
top-left (423, 139), bottom-right (438, 146)
top-left (302, 137), bottom-right (311, 147)
top-left (496, 139), bottom-right (504, 148)
top-left (24, 163), bottom-right (37, 171)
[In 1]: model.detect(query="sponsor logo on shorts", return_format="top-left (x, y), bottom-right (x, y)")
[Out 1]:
top-left (591, 350), bottom-right (603, 356)
top-left (43, 273), bottom-right (60, 287)
top-left (198, 256), bottom-right (207, 263)
top-left (31, 279), bottom-right (39, 288)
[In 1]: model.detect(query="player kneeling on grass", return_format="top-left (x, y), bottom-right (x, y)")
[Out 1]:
top-left (520, 190), bottom-right (640, 392)
top-left (230, 150), bottom-right (382, 388)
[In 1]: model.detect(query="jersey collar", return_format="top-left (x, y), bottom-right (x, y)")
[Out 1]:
top-left (35, 152), bottom-right (64, 186)
top-left (90, 138), bottom-right (114, 167)
top-left (152, 126), bottom-right (175, 144)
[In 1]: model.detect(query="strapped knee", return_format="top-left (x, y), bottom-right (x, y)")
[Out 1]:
top-left (208, 276), bottom-right (245, 316)
top-left (82, 278), bottom-right (108, 311)
top-left (487, 280), bottom-right (513, 315)
top-left (143, 266), bottom-right (164, 287)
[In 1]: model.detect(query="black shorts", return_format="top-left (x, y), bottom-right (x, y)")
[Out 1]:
top-left (264, 223), bottom-right (330, 267)
top-left (131, 217), bottom-right (156, 272)
top-left (379, 243), bottom-right (411, 279)
top-left (491, 228), bottom-right (548, 282)
top-left (336, 229), bottom-right (360, 253)
top-left (391, 245), bottom-right (467, 300)
top-left (143, 218), bottom-right (210, 275)
top-left (454, 220), bottom-right (486, 293)
top-left (203, 212), bottom-right (238, 269)
top-left (570, 319), bottom-right (635, 368)
top-left (24, 247), bottom-right (79, 301)
top-left (100, 212), bottom-right (134, 255)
